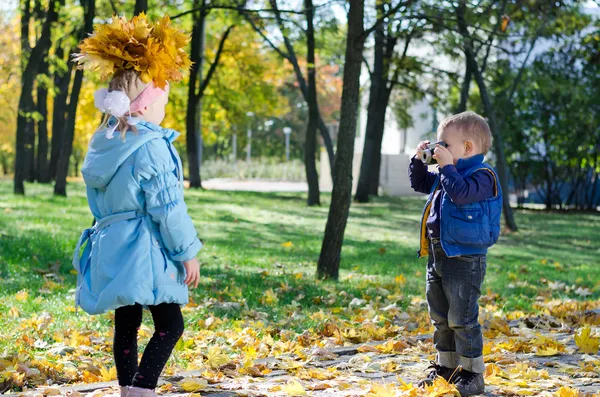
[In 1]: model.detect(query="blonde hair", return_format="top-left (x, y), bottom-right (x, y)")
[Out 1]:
top-left (96, 69), bottom-right (147, 138)
top-left (438, 111), bottom-right (493, 154)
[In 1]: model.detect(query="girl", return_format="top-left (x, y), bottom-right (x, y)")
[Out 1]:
top-left (72, 15), bottom-right (201, 397)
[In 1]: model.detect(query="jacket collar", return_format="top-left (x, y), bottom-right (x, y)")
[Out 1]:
top-left (136, 120), bottom-right (180, 143)
top-left (455, 154), bottom-right (484, 171)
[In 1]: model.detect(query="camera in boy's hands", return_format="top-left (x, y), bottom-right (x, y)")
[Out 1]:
top-left (418, 141), bottom-right (447, 165)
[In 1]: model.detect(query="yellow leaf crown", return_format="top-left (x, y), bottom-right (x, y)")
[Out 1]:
top-left (73, 13), bottom-right (191, 89)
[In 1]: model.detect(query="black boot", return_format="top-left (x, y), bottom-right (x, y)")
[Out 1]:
top-left (454, 369), bottom-right (485, 396)
top-left (417, 361), bottom-right (456, 388)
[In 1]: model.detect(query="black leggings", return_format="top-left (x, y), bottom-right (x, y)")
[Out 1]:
top-left (114, 303), bottom-right (184, 389)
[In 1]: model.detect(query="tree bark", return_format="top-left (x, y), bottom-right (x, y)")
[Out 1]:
top-left (36, 57), bottom-right (50, 183)
top-left (54, 0), bottom-right (95, 196)
top-left (49, 44), bottom-right (72, 180)
top-left (355, 0), bottom-right (403, 202)
top-left (14, 0), bottom-right (57, 194)
top-left (20, 0), bottom-right (31, 72)
top-left (134, 0), bottom-right (147, 15)
top-left (304, 0), bottom-right (320, 206)
top-left (186, 0), bottom-right (207, 189)
top-left (457, 55), bottom-right (472, 113)
top-left (317, 0), bottom-right (364, 280)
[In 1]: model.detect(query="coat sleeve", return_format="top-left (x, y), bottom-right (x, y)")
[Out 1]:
top-left (134, 138), bottom-right (202, 262)
top-left (408, 156), bottom-right (438, 194)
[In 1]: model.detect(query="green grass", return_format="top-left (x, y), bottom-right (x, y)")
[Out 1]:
top-left (0, 178), bottom-right (599, 387)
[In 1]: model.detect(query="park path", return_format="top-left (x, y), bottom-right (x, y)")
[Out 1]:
top-left (202, 179), bottom-right (309, 193)
top-left (9, 329), bottom-right (600, 397)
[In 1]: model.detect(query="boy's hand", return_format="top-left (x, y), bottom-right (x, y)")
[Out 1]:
top-left (415, 140), bottom-right (430, 157)
top-left (183, 258), bottom-right (200, 288)
top-left (433, 144), bottom-right (454, 167)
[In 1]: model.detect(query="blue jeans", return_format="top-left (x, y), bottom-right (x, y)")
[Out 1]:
top-left (426, 240), bottom-right (487, 373)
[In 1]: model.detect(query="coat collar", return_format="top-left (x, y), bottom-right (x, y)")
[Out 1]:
top-left (455, 154), bottom-right (484, 171)
top-left (136, 120), bottom-right (180, 143)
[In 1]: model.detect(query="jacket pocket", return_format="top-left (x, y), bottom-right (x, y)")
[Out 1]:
top-left (448, 207), bottom-right (483, 243)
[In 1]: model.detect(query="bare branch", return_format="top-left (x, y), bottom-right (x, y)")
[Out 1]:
top-left (362, 55), bottom-right (373, 77)
top-left (361, 0), bottom-right (412, 41)
top-left (242, 13), bottom-right (290, 61)
top-left (198, 25), bottom-right (235, 98)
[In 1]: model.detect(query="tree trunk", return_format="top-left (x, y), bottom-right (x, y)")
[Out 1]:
top-left (317, 0), bottom-right (364, 280)
top-left (49, 44), bottom-right (72, 180)
top-left (134, 0), bottom-right (147, 15)
top-left (355, 0), bottom-right (400, 202)
top-left (37, 58), bottom-right (50, 183)
top-left (456, 2), bottom-right (517, 231)
top-left (14, 0), bottom-right (58, 195)
top-left (457, 55), bottom-right (472, 113)
top-left (469, 62), bottom-right (518, 230)
top-left (186, 0), bottom-right (206, 189)
top-left (54, 0), bottom-right (95, 196)
top-left (304, 0), bottom-right (320, 206)
top-left (355, 10), bottom-right (385, 204)
top-left (20, 0), bottom-right (31, 72)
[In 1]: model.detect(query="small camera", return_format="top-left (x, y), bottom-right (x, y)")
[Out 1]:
top-left (418, 141), bottom-right (447, 164)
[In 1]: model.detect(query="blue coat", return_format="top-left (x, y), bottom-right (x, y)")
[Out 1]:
top-left (416, 156), bottom-right (502, 258)
top-left (73, 119), bottom-right (202, 314)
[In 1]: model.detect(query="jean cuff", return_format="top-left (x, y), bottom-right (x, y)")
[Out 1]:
top-left (437, 351), bottom-right (458, 369)
top-left (458, 355), bottom-right (485, 373)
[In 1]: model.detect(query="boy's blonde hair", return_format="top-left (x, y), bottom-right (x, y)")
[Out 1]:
top-left (97, 69), bottom-right (147, 138)
top-left (438, 111), bottom-right (493, 154)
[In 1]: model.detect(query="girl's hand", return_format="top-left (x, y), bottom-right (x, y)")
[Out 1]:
top-left (183, 258), bottom-right (200, 288)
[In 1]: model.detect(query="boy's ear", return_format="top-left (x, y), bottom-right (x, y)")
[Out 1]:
top-left (465, 140), bottom-right (474, 155)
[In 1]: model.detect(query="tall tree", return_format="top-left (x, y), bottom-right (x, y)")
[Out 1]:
top-left (355, 0), bottom-right (416, 203)
top-left (54, 0), bottom-right (95, 196)
top-left (49, 41), bottom-right (73, 181)
top-left (317, 0), bottom-right (365, 279)
top-left (14, 0), bottom-right (59, 194)
top-left (183, 0), bottom-right (235, 188)
top-left (243, 0), bottom-right (335, 177)
top-left (304, 0), bottom-right (320, 206)
top-left (36, 58), bottom-right (50, 183)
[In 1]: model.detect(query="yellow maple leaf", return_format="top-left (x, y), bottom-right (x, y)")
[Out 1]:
top-left (205, 346), bottom-right (229, 369)
top-left (555, 386), bottom-right (581, 397)
top-left (575, 326), bottom-right (599, 354)
top-left (99, 365), bottom-right (117, 381)
top-left (180, 378), bottom-right (208, 392)
top-left (535, 347), bottom-right (560, 356)
top-left (424, 376), bottom-right (460, 397)
top-left (366, 383), bottom-right (396, 397)
top-left (283, 379), bottom-right (307, 396)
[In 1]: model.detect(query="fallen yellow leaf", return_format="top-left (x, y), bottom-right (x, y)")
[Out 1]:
top-left (180, 378), bottom-right (208, 392)
top-left (283, 379), bottom-right (307, 396)
top-left (575, 326), bottom-right (599, 354)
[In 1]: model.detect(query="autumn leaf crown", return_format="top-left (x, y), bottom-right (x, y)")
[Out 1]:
top-left (73, 13), bottom-right (191, 89)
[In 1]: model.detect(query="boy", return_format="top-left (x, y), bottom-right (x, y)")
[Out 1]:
top-left (408, 111), bottom-right (502, 396)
